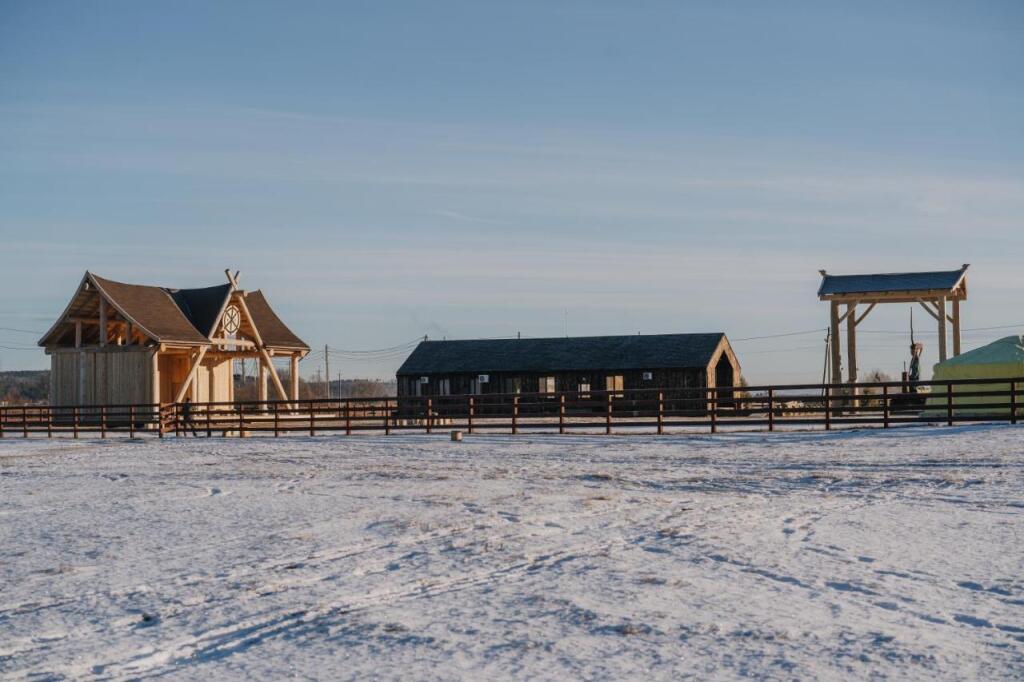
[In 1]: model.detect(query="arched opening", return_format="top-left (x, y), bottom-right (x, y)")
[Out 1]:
top-left (715, 354), bottom-right (735, 410)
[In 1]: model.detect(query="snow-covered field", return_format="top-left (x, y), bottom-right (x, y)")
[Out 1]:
top-left (1, 425), bottom-right (1022, 680)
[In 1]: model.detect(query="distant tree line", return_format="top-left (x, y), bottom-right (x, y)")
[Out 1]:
top-left (0, 371), bottom-right (49, 405)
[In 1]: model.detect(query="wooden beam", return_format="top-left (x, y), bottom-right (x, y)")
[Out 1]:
top-left (173, 347), bottom-right (208, 403)
top-left (952, 298), bottom-right (961, 357)
top-left (937, 297), bottom-right (948, 363)
top-left (917, 299), bottom-right (941, 321)
top-left (99, 296), bottom-right (107, 347)
top-left (854, 303), bottom-right (876, 327)
top-left (837, 304), bottom-right (858, 325)
top-left (233, 295), bottom-right (264, 348)
top-left (209, 337), bottom-right (256, 348)
top-left (259, 348), bottom-right (289, 401)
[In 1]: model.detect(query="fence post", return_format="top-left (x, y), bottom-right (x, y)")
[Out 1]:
top-left (1011, 381), bottom-right (1018, 425)
top-left (606, 394), bottom-right (612, 435)
top-left (129, 405), bottom-right (135, 439)
top-left (46, 407), bottom-right (52, 438)
top-left (274, 402), bottom-right (280, 437)
top-left (559, 394), bottom-right (566, 434)
top-left (709, 388), bottom-right (717, 434)
top-left (239, 404), bottom-right (245, 438)
top-left (101, 406), bottom-right (107, 438)
top-left (767, 388), bottom-right (774, 432)
top-left (824, 387), bottom-right (831, 431)
top-left (23, 406), bottom-right (29, 438)
top-left (309, 402), bottom-right (315, 437)
top-left (426, 398), bottom-right (433, 434)
top-left (384, 400), bottom-right (391, 435)
top-left (206, 404), bottom-right (212, 438)
top-left (174, 404), bottom-right (180, 437)
top-left (158, 405), bottom-right (164, 438)
top-left (0, 407), bottom-right (4, 439)
top-left (72, 406), bottom-right (78, 439)
top-left (468, 396), bottom-right (475, 434)
top-left (947, 382), bottom-right (954, 427)
top-left (512, 396), bottom-right (519, 435)
top-left (882, 385), bottom-right (890, 429)
top-left (657, 392), bottom-right (664, 435)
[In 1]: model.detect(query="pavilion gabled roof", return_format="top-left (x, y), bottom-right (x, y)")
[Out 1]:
top-left (39, 272), bottom-right (308, 351)
top-left (818, 265), bottom-right (969, 300)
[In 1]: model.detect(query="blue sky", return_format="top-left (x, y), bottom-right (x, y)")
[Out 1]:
top-left (1, 0), bottom-right (1022, 381)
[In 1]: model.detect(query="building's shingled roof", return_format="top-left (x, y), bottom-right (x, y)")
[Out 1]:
top-left (244, 290), bottom-right (310, 350)
top-left (818, 266), bottom-right (968, 297)
top-left (91, 275), bottom-right (211, 344)
top-left (40, 273), bottom-right (307, 350)
top-left (397, 333), bottom-right (727, 375)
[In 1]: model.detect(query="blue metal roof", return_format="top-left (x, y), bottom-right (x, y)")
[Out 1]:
top-left (818, 266), bottom-right (968, 297)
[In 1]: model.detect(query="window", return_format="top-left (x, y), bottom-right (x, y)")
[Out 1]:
top-left (539, 376), bottom-right (556, 394)
top-left (438, 378), bottom-right (450, 396)
top-left (606, 375), bottom-right (624, 398)
top-left (642, 371), bottom-right (653, 382)
top-left (578, 378), bottom-right (591, 399)
top-left (505, 377), bottom-right (522, 394)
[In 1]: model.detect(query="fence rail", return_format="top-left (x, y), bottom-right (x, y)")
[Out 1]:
top-left (1, 376), bottom-right (1021, 439)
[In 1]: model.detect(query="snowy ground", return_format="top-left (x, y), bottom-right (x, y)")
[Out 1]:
top-left (1, 425), bottom-right (1022, 680)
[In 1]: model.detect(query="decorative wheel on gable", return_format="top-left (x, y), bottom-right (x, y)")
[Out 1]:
top-left (222, 305), bottom-right (241, 334)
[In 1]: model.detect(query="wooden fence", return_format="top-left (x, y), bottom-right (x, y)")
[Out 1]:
top-left (0, 376), bottom-right (1021, 439)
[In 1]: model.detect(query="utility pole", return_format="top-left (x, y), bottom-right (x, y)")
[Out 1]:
top-left (324, 344), bottom-right (330, 399)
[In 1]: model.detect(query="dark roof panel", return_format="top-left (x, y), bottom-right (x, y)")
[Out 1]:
top-left (818, 266), bottom-right (968, 297)
top-left (170, 284), bottom-right (233, 338)
top-left (397, 333), bottom-right (727, 375)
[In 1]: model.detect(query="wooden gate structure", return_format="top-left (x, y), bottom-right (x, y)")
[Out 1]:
top-left (818, 265), bottom-right (969, 395)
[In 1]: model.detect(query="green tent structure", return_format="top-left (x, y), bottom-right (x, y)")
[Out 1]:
top-left (925, 335), bottom-right (1024, 417)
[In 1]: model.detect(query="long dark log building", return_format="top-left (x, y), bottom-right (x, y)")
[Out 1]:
top-left (396, 333), bottom-right (741, 399)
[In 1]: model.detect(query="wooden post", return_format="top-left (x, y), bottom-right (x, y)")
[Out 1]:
top-left (882, 385), bottom-right (889, 429)
top-left (559, 394), bottom-right (566, 434)
top-left (657, 392), bottom-right (664, 435)
top-left (23, 406), bottom-right (29, 438)
top-left (345, 400), bottom-right (352, 436)
top-left (129, 405), bottom-right (135, 439)
top-left (468, 396), bottom-right (475, 434)
top-left (426, 398), bottom-right (433, 434)
top-left (829, 301), bottom-right (841, 387)
top-left (824, 386), bottom-right (831, 431)
top-left (937, 297), bottom-right (948, 363)
top-left (274, 401), bottom-right (280, 437)
top-left (158, 405), bottom-right (164, 438)
top-left (206, 404), bottom-right (212, 438)
top-left (846, 302), bottom-right (857, 408)
top-left (73, 406), bottom-right (79, 439)
top-left (100, 406), bottom-right (107, 438)
top-left (952, 298), bottom-right (961, 357)
top-left (512, 396), bottom-right (519, 435)
top-left (947, 382), bottom-right (954, 426)
top-left (309, 402), bottom-right (315, 437)
top-left (767, 388), bottom-right (774, 432)
top-left (258, 359), bottom-right (268, 403)
top-left (384, 400), bottom-right (391, 435)
top-left (709, 388), bottom-right (717, 434)
top-left (238, 403), bottom-right (244, 438)
top-left (290, 354), bottom-right (300, 402)
top-left (45, 407), bottom-right (52, 438)
top-left (605, 394), bottom-right (612, 435)
top-left (0, 407), bottom-right (4, 438)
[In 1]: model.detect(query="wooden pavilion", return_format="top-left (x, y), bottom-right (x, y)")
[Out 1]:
top-left (818, 265), bottom-right (969, 389)
top-left (38, 271), bottom-right (309, 406)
